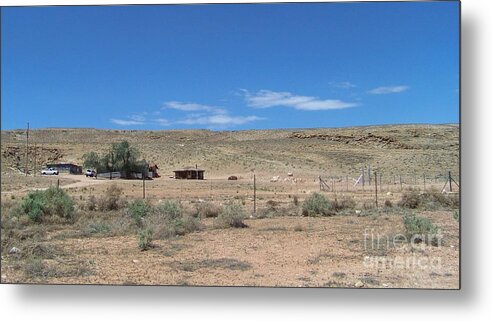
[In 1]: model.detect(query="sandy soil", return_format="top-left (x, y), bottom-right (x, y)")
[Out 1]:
top-left (2, 212), bottom-right (459, 288)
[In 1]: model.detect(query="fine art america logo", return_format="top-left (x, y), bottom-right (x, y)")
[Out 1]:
top-left (362, 228), bottom-right (443, 270)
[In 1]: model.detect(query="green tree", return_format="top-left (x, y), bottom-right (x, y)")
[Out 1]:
top-left (82, 141), bottom-right (143, 179)
top-left (82, 152), bottom-right (101, 171)
top-left (112, 141), bottom-right (141, 176)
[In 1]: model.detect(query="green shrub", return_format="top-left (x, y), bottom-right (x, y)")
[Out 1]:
top-left (19, 187), bottom-right (75, 222)
top-left (217, 202), bottom-right (248, 228)
top-left (301, 193), bottom-right (334, 217)
top-left (98, 184), bottom-right (124, 211)
top-left (145, 201), bottom-right (202, 239)
top-left (403, 214), bottom-right (440, 246)
top-left (21, 194), bottom-right (44, 222)
top-left (86, 222), bottom-right (110, 235)
top-left (138, 228), bottom-right (153, 251)
top-left (155, 200), bottom-right (182, 220)
top-left (126, 199), bottom-right (151, 226)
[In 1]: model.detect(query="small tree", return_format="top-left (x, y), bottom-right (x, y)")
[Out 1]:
top-left (82, 152), bottom-right (101, 171)
top-left (112, 141), bottom-right (141, 177)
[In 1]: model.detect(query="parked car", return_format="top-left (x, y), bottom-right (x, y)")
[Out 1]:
top-left (85, 169), bottom-right (96, 177)
top-left (41, 167), bottom-right (59, 175)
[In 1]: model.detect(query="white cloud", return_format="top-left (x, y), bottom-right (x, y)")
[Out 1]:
top-left (110, 118), bottom-right (145, 126)
top-left (244, 90), bottom-right (357, 110)
top-left (330, 81), bottom-right (357, 89)
top-left (178, 114), bottom-right (263, 126)
top-left (368, 86), bottom-right (409, 94)
top-left (154, 118), bottom-right (170, 126)
top-left (163, 101), bottom-right (227, 114)
top-left (129, 114), bottom-right (146, 122)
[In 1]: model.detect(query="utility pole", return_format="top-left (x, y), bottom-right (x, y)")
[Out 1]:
top-left (25, 122), bottom-right (29, 176)
top-left (33, 142), bottom-right (37, 176)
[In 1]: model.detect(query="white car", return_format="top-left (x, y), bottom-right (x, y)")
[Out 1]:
top-left (41, 167), bottom-right (59, 175)
top-left (85, 169), bottom-right (96, 177)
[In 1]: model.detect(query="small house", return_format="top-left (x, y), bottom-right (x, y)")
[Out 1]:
top-left (173, 166), bottom-right (205, 180)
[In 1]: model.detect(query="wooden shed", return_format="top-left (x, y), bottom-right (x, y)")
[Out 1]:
top-left (173, 166), bottom-right (205, 180)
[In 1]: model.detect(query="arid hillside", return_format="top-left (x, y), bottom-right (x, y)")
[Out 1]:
top-left (1, 124), bottom-right (459, 180)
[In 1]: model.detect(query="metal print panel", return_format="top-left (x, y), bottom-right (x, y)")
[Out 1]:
top-left (0, 1), bottom-right (460, 288)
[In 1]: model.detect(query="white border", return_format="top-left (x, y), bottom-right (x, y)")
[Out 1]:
top-left (2, 1), bottom-right (492, 321)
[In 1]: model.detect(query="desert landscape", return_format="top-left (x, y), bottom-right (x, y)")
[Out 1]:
top-left (0, 124), bottom-right (460, 288)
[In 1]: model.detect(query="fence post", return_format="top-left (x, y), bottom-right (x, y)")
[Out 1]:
top-left (368, 165), bottom-right (371, 186)
top-left (449, 171), bottom-right (453, 193)
top-left (362, 168), bottom-right (365, 191)
top-left (253, 174), bottom-right (257, 216)
top-left (374, 172), bottom-right (378, 208)
top-left (142, 171), bottom-right (146, 199)
top-left (25, 122), bottom-right (29, 176)
top-left (379, 173), bottom-right (382, 193)
top-left (399, 175), bottom-right (402, 192)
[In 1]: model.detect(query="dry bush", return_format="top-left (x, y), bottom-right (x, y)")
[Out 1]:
top-left (98, 184), bottom-right (125, 211)
top-left (84, 195), bottom-right (97, 211)
top-left (195, 202), bottom-right (222, 218)
top-left (384, 199), bottom-right (393, 208)
top-left (398, 189), bottom-right (459, 209)
top-left (331, 196), bottom-right (357, 212)
top-left (256, 200), bottom-right (279, 219)
top-left (215, 202), bottom-right (248, 228)
top-left (398, 190), bottom-right (421, 209)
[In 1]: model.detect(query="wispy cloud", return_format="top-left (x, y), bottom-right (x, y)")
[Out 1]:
top-left (128, 114), bottom-right (146, 122)
top-left (154, 118), bottom-right (170, 126)
top-left (368, 85), bottom-right (409, 94)
top-left (330, 81), bottom-right (357, 89)
top-left (177, 114), bottom-right (263, 126)
top-left (110, 118), bottom-right (145, 126)
top-left (244, 90), bottom-right (357, 111)
top-left (163, 101), bottom-right (227, 114)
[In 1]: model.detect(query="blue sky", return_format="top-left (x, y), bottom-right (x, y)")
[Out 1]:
top-left (1, 2), bottom-right (459, 130)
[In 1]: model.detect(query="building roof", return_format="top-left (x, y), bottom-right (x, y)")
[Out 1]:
top-left (173, 167), bottom-right (205, 172)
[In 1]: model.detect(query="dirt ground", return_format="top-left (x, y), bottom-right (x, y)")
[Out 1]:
top-left (1, 173), bottom-right (459, 288)
top-left (0, 125), bottom-right (460, 288)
